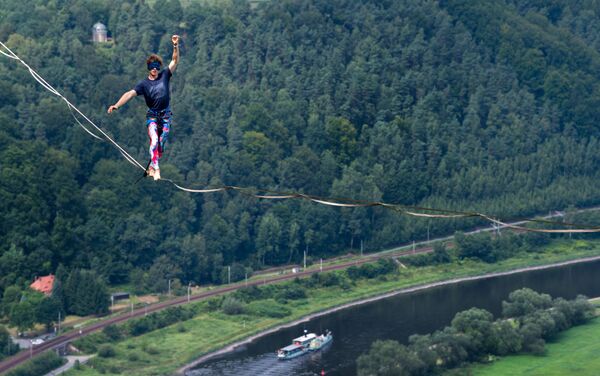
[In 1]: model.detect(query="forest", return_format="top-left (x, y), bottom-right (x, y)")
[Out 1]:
top-left (2, 0), bottom-right (600, 322)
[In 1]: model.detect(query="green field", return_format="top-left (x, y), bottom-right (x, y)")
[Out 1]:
top-left (468, 317), bottom-right (600, 376)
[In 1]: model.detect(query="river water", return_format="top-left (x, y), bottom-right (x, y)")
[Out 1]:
top-left (187, 259), bottom-right (600, 376)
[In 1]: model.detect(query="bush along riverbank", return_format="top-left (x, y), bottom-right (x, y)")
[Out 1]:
top-left (58, 238), bottom-right (600, 376)
top-left (356, 288), bottom-right (595, 376)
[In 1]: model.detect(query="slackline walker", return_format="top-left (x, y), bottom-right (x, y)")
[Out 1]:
top-left (108, 34), bottom-right (181, 181)
top-left (2, 39), bottom-right (600, 234)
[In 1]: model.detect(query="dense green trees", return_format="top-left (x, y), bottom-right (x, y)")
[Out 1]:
top-left (0, 267), bottom-right (108, 331)
top-left (2, 0), bottom-right (600, 317)
top-left (357, 340), bottom-right (424, 376)
top-left (357, 288), bottom-right (595, 375)
top-left (0, 325), bottom-right (19, 360)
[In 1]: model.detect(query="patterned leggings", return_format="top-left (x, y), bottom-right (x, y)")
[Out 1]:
top-left (146, 110), bottom-right (171, 170)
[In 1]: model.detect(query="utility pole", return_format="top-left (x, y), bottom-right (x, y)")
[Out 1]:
top-left (304, 250), bottom-right (307, 270)
top-left (245, 272), bottom-right (248, 287)
top-left (228, 266), bottom-right (231, 284)
top-left (320, 258), bottom-right (323, 272)
top-left (187, 282), bottom-right (191, 303)
top-left (360, 239), bottom-right (364, 257)
top-left (57, 311), bottom-right (61, 334)
top-left (168, 279), bottom-right (172, 297)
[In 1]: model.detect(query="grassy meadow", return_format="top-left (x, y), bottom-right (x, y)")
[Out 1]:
top-left (466, 317), bottom-right (600, 376)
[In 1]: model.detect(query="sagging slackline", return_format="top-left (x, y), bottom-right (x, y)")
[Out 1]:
top-left (107, 34), bottom-right (180, 181)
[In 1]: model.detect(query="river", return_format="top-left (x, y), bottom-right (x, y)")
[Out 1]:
top-left (187, 258), bottom-right (600, 375)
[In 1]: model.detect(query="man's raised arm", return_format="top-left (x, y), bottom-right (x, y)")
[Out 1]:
top-left (169, 35), bottom-right (180, 73)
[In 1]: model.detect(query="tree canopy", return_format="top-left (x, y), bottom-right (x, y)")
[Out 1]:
top-left (1, 0), bottom-right (600, 294)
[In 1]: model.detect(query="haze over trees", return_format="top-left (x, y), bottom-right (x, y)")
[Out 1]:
top-left (1, 0), bottom-right (600, 314)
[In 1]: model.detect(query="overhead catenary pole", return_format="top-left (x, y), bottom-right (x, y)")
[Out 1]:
top-left (304, 250), bottom-right (307, 270)
top-left (360, 239), bottom-right (364, 257)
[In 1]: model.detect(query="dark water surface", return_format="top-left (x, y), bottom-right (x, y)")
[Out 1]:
top-left (187, 259), bottom-right (600, 376)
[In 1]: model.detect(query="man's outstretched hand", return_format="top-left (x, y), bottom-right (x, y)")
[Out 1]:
top-left (107, 105), bottom-right (118, 114)
top-left (172, 35), bottom-right (180, 45)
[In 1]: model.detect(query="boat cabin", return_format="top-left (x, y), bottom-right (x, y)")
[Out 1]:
top-left (293, 333), bottom-right (317, 347)
top-left (277, 343), bottom-right (305, 359)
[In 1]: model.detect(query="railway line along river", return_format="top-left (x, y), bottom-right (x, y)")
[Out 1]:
top-left (185, 257), bottom-right (600, 376)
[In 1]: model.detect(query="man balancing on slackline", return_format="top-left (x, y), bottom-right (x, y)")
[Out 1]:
top-left (107, 34), bottom-right (180, 181)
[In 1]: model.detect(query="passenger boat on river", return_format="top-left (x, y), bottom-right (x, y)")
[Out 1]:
top-left (277, 331), bottom-right (332, 360)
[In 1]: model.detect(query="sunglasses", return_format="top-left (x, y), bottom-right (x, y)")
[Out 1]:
top-left (147, 62), bottom-right (161, 71)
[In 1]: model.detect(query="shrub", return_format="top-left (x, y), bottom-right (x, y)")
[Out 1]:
top-left (234, 285), bottom-right (265, 302)
top-left (71, 332), bottom-right (107, 353)
top-left (128, 351), bottom-right (140, 361)
top-left (431, 242), bottom-right (452, 264)
top-left (206, 297), bottom-right (222, 311)
top-left (346, 266), bottom-right (361, 280)
top-left (144, 345), bottom-right (160, 355)
top-left (276, 284), bottom-right (307, 301)
top-left (247, 299), bottom-right (291, 318)
top-left (98, 344), bottom-right (116, 358)
top-left (102, 324), bottom-right (122, 341)
top-left (403, 254), bottom-right (431, 267)
top-left (5, 351), bottom-right (65, 376)
top-left (319, 272), bottom-right (341, 287)
top-left (130, 317), bottom-right (152, 336)
top-left (222, 296), bottom-right (246, 315)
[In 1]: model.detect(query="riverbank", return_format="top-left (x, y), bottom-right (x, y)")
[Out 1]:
top-left (63, 240), bottom-right (600, 376)
top-left (176, 253), bottom-right (600, 374)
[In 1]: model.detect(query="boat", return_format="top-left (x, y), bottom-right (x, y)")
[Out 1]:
top-left (309, 330), bottom-right (333, 351)
top-left (277, 331), bottom-right (316, 360)
top-left (277, 331), bottom-right (332, 360)
top-left (277, 343), bottom-right (308, 360)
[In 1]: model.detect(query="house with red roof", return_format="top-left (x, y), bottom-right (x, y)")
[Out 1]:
top-left (30, 275), bottom-right (55, 296)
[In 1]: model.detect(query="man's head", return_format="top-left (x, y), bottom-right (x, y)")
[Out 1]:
top-left (146, 54), bottom-right (163, 72)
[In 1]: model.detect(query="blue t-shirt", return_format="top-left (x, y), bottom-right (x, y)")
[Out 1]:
top-left (134, 68), bottom-right (172, 111)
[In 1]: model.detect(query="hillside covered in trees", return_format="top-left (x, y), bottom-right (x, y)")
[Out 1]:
top-left (1, 0), bottom-right (600, 298)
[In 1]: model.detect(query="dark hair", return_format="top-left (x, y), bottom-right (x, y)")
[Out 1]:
top-left (146, 54), bottom-right (163, 66)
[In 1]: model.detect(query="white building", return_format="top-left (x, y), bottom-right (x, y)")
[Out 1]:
top-left (92, 22), bottom-right (108, 43)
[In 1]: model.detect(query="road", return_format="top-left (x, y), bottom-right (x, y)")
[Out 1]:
top-left (43, 355), bottom-right (94, 376)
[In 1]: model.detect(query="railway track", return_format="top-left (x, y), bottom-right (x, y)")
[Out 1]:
top-left (0, 246), bottom-right (432, 374)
